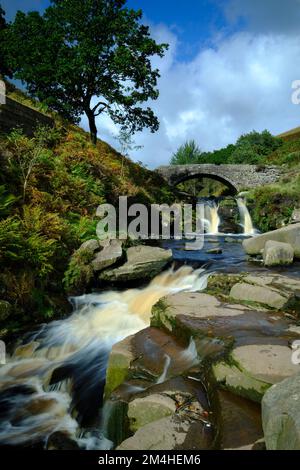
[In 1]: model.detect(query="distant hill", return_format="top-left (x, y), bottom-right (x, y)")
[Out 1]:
top-left (277, 126), bottom-right (300, 142)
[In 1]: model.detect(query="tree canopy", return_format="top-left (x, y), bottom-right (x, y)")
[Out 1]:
top-left (170, 140), bottom-right (202, 165)
top-left (0, 5), bottom-right (12, 78)
top-left (3, 0), bottom-right (168, 143)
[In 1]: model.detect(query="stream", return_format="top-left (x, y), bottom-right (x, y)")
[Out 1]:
top-left (0, 199), bottom-right (299, 449)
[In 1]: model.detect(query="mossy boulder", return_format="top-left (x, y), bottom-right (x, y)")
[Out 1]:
top-left (104, 335), bottom-right (135, 398)
top-left (213, 344), bottom-right (300, 403)
top-left (100, 246), bottom-right (172, 283)
top-left (128, 394), bottom-right (176, 432)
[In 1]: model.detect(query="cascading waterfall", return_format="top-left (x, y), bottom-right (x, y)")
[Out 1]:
top-left (0, 265), bottom-right (209, 449)
top-left (203, 201), bottom-right (220, 234)
top-left (236, 197), bottom-right (256, 235)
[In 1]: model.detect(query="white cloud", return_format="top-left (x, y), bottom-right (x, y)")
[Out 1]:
top-left (81, 13), bottom-right (300, 169)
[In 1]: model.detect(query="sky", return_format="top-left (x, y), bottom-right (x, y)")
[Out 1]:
top-left (2, 0), bottom-right (300, 168)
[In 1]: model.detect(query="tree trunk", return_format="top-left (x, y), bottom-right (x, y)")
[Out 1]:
top-left (86, 109), bottom-right (98, 145)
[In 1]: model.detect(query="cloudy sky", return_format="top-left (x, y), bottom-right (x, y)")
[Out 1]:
top-left (3, 0), bottom-right (300, 167)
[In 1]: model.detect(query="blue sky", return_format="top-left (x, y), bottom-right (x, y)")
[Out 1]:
top-left (2, 0), bottom-right (300, 167)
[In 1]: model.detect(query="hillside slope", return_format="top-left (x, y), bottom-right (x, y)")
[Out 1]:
top-left (0, 85), bottom-right (173, 338)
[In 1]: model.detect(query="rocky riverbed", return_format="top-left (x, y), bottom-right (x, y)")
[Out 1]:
top-left (1, 222), bottom-right (300, 450)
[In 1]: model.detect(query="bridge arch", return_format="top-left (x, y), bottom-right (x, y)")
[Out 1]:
top-left (172, 172), bottom-right (238, 195)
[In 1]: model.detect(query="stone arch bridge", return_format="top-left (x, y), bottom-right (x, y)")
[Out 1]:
top-left (156, 164), bottom-right (283, 194)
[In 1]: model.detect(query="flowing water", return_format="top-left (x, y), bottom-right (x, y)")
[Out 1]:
top-left (203, 201), bottom-right (220, 234)
top-left (0, 266), bottom-right (209, 449)
top-left (237, 198), bottom-right (256, 235)
top-left (2, 198), bottom-right (299, 449)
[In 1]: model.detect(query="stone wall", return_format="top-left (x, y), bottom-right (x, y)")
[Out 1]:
top-left (0, 97), bottom-right (54, 136)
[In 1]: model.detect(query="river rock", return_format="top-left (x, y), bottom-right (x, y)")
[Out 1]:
top-left (128, 393), bottom-right (176, 432)
top-left (0, 300), bottom-right (11, 322)
top-left (78, 239), bottom-right (99, 254)
top-left (262, 373), bottom-right (300, 450)
top-left (117, 414), bottom-right (213, 450)
top-left (243, 223), bottom-right (300, 257)
top-left (217, 390), bottom-right (263, 450)
top-left (104, 335), bottom-right (135, 398)
top-left (213, 344), bottom-right (299, 402)
top-left (100, 246), bottom-right (172, 282)
top-left (92, 239), bottom-right (123, 272)
top-left (263, 240), bottom-right (294, 266)
top-left (230, 282), bottom-right (290, 309)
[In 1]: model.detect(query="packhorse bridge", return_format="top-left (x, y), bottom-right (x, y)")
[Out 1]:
top-left (156, 164), bottom-right (283, 194)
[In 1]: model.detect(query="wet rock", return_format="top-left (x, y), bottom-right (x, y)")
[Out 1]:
top-left (230, 282), bottom-right (290, 309)
top-left (263, 240), bottom-right (294, 266)
top-left (128, 393), bottom-right (176, 432)
top-left (117, 414), bottom-right (213, 450)
top-left (100, 246), bottom-right (172, 283)
top-left (105, 335), bottom-right (135, 398)
top-left (92, 239), bottom-right (123, 272)
top-left (217, 390), bottom-right (263, 450)
top-left (243, 223), bottom-right (300, 257)
top-left (262, 373), bottom-right (300, 450)
top-left (152, 292), bottom-right (253, 333)
top-left (78, 239), bottom-right (99, 254)
top-left (213, 344), bottom-right (299, 402)
top-left (0, 300), bottom-right (11, 322)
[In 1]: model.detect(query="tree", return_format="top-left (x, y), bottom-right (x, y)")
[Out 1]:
top-left (170, 140), bottom-right (202, 165)
top-left (3, 0), bottom-right (168, 144)
top-left (0, 4), bottom-right (12, 78)
top-left (229, 130), bottom-right (282, 164)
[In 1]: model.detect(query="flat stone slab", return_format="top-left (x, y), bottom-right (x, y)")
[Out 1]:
top-left (230, 282), bottom-right (289, 309)
top-left (152, 292), bottom-right (252, 332)
top-left (117, 414), bottom-right (213, 450)
top-left (213, 344), bottom-right (300, 402)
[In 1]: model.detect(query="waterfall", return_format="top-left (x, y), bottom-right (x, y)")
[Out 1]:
top-left (204, 201), bottom-right (220, 234)
top-left (236, 198), bottom-right (256, 235)
top-left (0, 265), bottom-right (209, 449)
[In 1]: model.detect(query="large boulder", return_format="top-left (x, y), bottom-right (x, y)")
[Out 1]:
top-left (262, 373), bottom-right (300, 450)
top-left (100, 246), bottom-right (172, 282)
top-left (243, 223), bottom-right (300, 258)
top-left (263, 240), bottom-right (294, 267)
top-left (91, 239), bottom-right (123, 272)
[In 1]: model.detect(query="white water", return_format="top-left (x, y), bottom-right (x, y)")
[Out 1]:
top-left (237, 198), bottom-right (256, 235)
top-left (204, 202), bottom-right (220, 234)
top-left (0, 265), bottom-right (209, 449)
